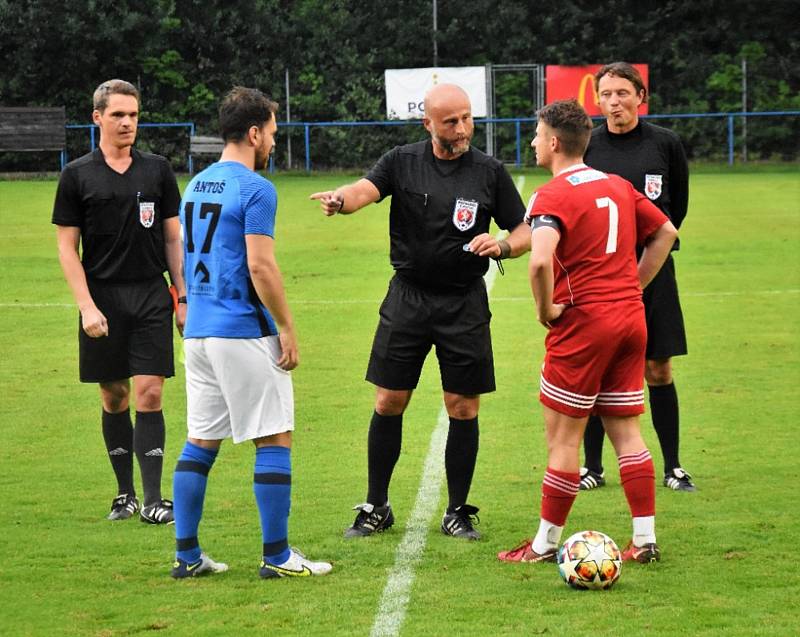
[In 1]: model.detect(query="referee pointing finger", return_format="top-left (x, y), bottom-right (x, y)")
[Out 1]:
top-left (313, 83), bottom-right (532, 541)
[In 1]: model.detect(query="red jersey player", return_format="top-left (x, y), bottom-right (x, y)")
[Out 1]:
top-left (498, 99), bottom-right (677, 565)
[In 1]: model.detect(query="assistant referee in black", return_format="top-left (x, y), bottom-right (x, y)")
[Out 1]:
top-left (311, 83), bottom-right (530, 540)
top-left (579, 62), bottom-right (696, 493)
top-left (53, 79), bottom-right (186, 523)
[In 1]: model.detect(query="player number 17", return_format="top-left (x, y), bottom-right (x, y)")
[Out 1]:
top-left (595, 197), bottom-right (618, 254)
top-left (184, 201), bottom-right (222, 254)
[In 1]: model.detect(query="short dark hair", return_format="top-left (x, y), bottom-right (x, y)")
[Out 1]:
top-left (594, 62), bottom-right (647, 103)
top-left (93, 79), bottom-right (139, 112)
top-left (219, 87), bottom-right (278, 143)
top-left (536, 99), bottom-right (593, 157)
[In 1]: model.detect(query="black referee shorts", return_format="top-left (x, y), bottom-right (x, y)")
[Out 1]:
top-left (366, 275), bottom-right (496, 395)
top-left (79, 276), bottom-right (175, 383)
top-left (643, 255), bottom-right (688, 360)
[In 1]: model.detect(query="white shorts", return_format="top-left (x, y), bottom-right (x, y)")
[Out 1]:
top-left (185, 336), bottom-right (294, 444)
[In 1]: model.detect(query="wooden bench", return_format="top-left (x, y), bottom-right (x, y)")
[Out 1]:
top-left (189, 135), bottom-right (224, 173)
top-left (190, 135), bottom-right (224, 155)
top-left (0, 107), bottom-right (66, 151)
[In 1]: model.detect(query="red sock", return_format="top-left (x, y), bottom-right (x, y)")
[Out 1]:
top-left (618, 449), bottom-right (655, 517)
top-left (540, 467), bottom-right (580, 526)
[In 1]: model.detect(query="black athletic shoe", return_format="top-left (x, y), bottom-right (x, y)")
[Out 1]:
top-left (441, 504), bottom-right (481, 540)
top-left (107, 493), bottom-right (139, 521)
top-left (579, 467), bottom-right (606, 491)
top-left (344, 503), bottom-right (395, 538)
top-left (663, 468), bottom-right (696, 492)
top-left (140, 499), bottom-right (175, 524)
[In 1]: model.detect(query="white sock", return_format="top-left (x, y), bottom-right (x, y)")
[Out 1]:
top-left (632, 515), bottom-right (656, 546)
top-left (531, 518), bottom-right (563, 554)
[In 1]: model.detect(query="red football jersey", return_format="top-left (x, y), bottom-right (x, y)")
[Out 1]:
top-left (527, 164), bottom-right (668, 305)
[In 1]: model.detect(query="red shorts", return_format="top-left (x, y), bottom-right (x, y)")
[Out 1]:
top-left (539, 299), bottom-right (646, 418)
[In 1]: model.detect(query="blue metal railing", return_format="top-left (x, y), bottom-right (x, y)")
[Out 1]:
top-left (63, 122), bottom-right (195, 170)
top-left (282, 111), bottom-right (800, 170)
top-left (636, 111), bottom-right (800, 166)
top-left (64, 111), bottom-right (798, 172)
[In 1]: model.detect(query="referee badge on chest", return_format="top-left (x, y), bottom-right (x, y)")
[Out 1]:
top-left (644, 174), bottom-right (662, 200)
top-left (453, 198), bottom-right (479, 231)
top-left (139, 200), bottom-right (155, 228)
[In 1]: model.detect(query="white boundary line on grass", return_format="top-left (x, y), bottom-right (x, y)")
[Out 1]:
top-left (369, 175), bottom-right (525, 637)
top-left (369, 406), bottom-right (449, 637)
top-left (4, 289), bottom-right (799, 310)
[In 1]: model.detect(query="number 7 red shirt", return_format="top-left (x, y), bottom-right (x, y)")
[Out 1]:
top-left (526, 164), bottom-right (668, 306)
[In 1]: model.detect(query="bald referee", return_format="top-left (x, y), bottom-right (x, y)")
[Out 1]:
top-left (53, 79), bottom-right (185, 524)
top-left (312, 83), bottom-right (531, 541)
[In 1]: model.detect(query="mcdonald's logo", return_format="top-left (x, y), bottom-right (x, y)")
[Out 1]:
top-left (545, 64), bottom-right (649, 116)
top-left (577, 73), bottom-right (599, 109)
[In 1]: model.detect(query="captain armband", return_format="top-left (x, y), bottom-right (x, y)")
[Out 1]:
top-left (532, 214), bottom-right (562, 232)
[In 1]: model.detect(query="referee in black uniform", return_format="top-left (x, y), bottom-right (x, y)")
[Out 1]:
top-left (579, 62), bottom-right (696, 492)
top-left (53, 79), bottom-right (187, 523)
top-left (312, 83), bottom-right (530, 540)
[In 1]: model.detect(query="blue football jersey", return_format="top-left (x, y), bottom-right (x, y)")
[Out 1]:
top-left (180, 161), bottom-right (278, 338)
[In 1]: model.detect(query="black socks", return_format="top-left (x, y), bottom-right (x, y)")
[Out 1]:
top-left (445, 416), bottom-right (479, 513)
top-left (134, 410), bottom-right (166, 507)
top-left (582, 414), bottom-right (606, 474)
top-left (366, 411), bottom-right (403, 506)
top-left (581, 383), bottom-right (682, 475)
top-left (649, 383), bottom-right (681, 472)
top-left (365, 412), bottom-right (481, 512)
top-left (102, 409), bottom-right (134, 496)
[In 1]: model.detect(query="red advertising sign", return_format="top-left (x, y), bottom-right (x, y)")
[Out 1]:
top-left (545, 65), bottom-right (649, 116)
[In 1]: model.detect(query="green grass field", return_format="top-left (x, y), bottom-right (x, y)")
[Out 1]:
top-left (1, 166), bottom-right (798, 636)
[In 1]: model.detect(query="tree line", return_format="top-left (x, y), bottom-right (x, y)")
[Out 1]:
top-left (1, 0), bottom-right (798, 171)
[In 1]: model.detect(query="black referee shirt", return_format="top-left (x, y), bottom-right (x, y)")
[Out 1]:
top-left (52, 148), bottom-right (181, 281)
top-left (584, 121), bottom-right (688, 249)
top-left (365, 140), bottom-right (525, 290)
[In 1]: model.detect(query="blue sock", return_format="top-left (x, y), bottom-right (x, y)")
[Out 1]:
top-left (173, 441), bottom-right (218, 563)
top-left (254, 446), bottom-right (292, 565)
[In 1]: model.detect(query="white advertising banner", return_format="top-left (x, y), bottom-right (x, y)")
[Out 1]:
top-left (384, 67), bottom-right (487, 120)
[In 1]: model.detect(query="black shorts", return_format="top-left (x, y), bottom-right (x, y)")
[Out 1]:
top-left (366, 275), bottom-right (495, 395)
top-left (642, 255), bottom-right (687, 360)
top-left (79, 276), bottom-right (175, 383)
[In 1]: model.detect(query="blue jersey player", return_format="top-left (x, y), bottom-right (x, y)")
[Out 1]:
top-left (170, 87), bottom-right (331, 579)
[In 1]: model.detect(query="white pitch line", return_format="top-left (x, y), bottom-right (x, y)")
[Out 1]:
top-left (463, 288), bottom-right (800, 302)
top-left (369, 407), bottom-right (449, 637)
top-left (0, 302), bottom-right (74, 308)
top-left (2, 289), bottom-right (799, 310)
top-left (369, 175), bottom-right (526, 637)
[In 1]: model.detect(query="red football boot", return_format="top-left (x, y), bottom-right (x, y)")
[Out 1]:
top-left (497, 539), bottom-right (557, 563)
top-left (621, 540), bottom-right (661, 563)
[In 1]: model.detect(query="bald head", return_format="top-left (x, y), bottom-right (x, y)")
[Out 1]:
top-left (423, 83), bottom-right (474, 159)
top-left (423, 83), bottom-right (471, 116)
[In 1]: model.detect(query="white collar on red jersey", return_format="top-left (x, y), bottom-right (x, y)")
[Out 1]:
top-left (555, 162), bottom-right (588, 177)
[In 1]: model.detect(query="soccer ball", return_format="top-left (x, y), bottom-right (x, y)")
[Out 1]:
top-left (557, 530), bottom-right (621, 590)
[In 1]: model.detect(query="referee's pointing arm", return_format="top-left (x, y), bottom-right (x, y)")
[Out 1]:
top-left (310, 179), bottom-right (381, 216)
